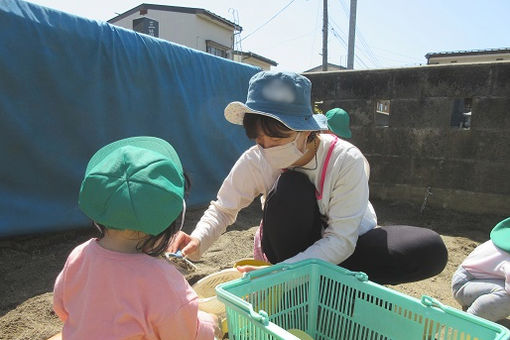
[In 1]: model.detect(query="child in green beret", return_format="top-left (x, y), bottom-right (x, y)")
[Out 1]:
top-left (53, 136), bottom-right (220, 339)
top-left (452, 217), bottom-right (510, 322)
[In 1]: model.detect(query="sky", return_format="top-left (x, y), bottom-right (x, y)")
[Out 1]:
top-left (24, 0), bottom-right (510, 73)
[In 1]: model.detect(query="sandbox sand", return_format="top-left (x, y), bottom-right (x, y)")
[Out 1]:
top-left (1, 199), bottom-right (507, 340)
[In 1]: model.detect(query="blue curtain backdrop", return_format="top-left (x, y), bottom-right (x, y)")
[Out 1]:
top-left (0, 0), bottom-right (260, 237)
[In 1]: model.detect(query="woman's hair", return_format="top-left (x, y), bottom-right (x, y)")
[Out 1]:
top-left (243, 113), bottom-right (318, 143)
top-left (94, 173), bottom-right (191, 257)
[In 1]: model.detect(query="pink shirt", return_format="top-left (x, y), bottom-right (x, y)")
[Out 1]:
top-left (462, 240), bottom-right (510, 294)
top-left (53, 239), bottom-right (215, 340)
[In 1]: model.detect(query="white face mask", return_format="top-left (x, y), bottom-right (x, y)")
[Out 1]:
top-left (258, 132), bottom-right (307, 169)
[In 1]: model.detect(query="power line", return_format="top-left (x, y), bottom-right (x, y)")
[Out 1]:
top-left (354, 54), bottom-right (369, 69)
top-left (240, 0), bottom-right (297, 42)
top-left (357, 34), bottom-right (381, 67)
top-left (328, 19), bottom-right (349, 67)
top-left (356, 38), bottom-right (381, 68)
top-left (332, 0), bottom-right (420, 68)
top-left (329, 26), bottom-right (347, 49)
top-left (331, 19), bottom-right (379, 68)
top-left (329, 27), bottom-right (348, 68)
top-left (370, 45), bottom-right (422, 61)
top-left (336, 0), bottom-right (350, 17)
top-left (335, 0), bottom-right (382, 69)
top-left (329, 20), bottom-right (348, 47)
top-left (264, 31), bottom-right (315, 50)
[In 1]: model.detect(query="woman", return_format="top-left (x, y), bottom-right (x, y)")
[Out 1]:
top-left (171, 71), bottom-right (447, 284)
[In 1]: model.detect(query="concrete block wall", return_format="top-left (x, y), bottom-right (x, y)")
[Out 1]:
top-left (305, 62), bottom-right (510, 215)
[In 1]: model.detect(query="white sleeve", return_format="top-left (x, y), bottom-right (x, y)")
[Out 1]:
top-left (285, 147), bottom-right (369, 264)
top-left (189, 151), bottom-right (265, 260)
top-left (362, 155), bottom-right (370, 179)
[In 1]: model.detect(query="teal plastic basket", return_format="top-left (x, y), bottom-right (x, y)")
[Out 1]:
top-left (216, 259), bottom-right (510, 340)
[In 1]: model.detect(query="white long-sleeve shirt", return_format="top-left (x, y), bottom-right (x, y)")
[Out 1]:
top-left (462, 240), bottom-right (510, 294)
top-left (190, 134), bottom-right (377, 264)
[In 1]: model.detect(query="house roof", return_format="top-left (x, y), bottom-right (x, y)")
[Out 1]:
top-left (233, 51), bottom-right (278, 66)
top-left (303, 63), bottom-right (347, 73)
top-left (425, 47), bottom-right (510, 59)
top-left (107, 3), bottom-right (242, 32)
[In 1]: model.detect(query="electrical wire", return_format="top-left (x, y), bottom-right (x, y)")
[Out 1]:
top-left (354, 54), bottom-right (369, 69)
top-left (329, 26), bottom-right (347, 49)
top-left (240, 0), bottom-right (297, 42)
top-left (331, 19), bottom-right (376, 69)
top-left (329, 19), bottom-right (348, 48)
top-left (370, 45), bottom-right (422, 62)
top-left (357, 34), bottom-right (382, 68)
top-left (334, 0), bottom-right (382, 68)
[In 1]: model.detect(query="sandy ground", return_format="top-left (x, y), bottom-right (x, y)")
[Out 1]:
top-left (0, 199), bottom-right (507, 340)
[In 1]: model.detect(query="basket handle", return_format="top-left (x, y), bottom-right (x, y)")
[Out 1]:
top-left (244, 260), bottom-right (368, 282)
top-left (352, 271), bottom-right (369, 281)
top-left (249, 309), bottom-right (269, 325)
top-left (421, 295), bottom-right (510, 332)
top-left (217, 287), bottom-right (270, 326)
top-left (421, 295), bottom-right (446, 310)
top-left (243, 263), bottom-right (289, 280)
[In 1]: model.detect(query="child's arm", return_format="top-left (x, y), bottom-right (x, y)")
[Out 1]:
top-left (52, 270), bottom-right (68, 322)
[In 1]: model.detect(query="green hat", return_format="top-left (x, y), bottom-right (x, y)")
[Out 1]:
top-left (490, 217), bottom-right (510, 252)
top-left (78, 136), bottom-right (185, 236)
top-left (326, 108), bottom-right (352, 139)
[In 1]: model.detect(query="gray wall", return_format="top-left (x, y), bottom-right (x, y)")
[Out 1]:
top-left (305, 62), bottom-right (510, 215)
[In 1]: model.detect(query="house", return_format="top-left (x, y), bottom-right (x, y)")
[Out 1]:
top-left (108, 3), bottom-right (277, 70)
top-left (233, 51), bottom-right (277, 70)
top-left (425, 47), bottom-right (510, 65)
top-left (303, 63), bottom-right (347, 73)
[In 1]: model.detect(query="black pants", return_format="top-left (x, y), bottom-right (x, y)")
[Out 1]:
top-left (261, 171), bottom-right (448, 285)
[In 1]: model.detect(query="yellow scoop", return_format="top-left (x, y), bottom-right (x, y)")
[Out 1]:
top-left (233, 258), bottom-right (270, 268)
top-left (288, 328), bottom-right (313, 339)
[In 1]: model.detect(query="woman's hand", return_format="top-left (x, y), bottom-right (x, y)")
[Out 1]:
top-left (235, 265), bottom-right (269, 273)
top-left (168, 231), bottom-right (200, 257)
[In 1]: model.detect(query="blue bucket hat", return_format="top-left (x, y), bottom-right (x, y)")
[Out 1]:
top-left (326, 108), bottom-right (352, 139)
top-left (78, 136), bottom-right (185, 236)
top-left (224, 71), bottom-right (327, 131)
top-left (490, 217), bottom-right (510, 252)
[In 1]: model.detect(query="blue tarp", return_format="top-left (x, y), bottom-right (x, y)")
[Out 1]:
top-left (0, 0), bottom-right (260, 237)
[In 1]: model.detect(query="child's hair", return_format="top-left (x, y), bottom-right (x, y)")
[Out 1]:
top-left (243, 113), bottom-right (317, 143)
top-left (93, 173), bottom-right (191, 257)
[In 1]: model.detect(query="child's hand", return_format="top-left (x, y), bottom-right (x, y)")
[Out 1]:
top-left (168, 231), bottom-right (200, 258)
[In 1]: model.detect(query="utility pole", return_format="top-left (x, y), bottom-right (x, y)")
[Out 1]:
top-left (347, 0), bottom-right (357, 69)
top-left (322, 0), bottom-right (328, 71)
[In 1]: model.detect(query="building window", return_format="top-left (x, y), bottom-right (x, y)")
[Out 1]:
top-left (450, 98), bottom-right (471, 129)
top-left (206, 40), bottom-right (229, 59)
top-left (375, 99), bottom-right (390, 127)
top-left (133, 17), bottom-right (159, 37)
